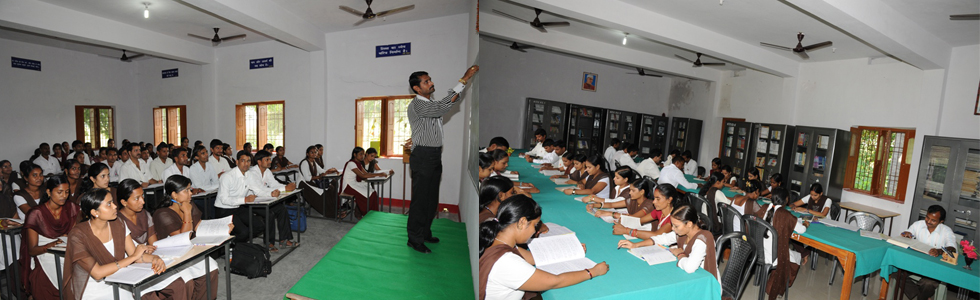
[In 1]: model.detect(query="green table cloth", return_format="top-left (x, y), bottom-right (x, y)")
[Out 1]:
top-left (797, 222), bottom-right (893, 276)
top-left (285, 211), bottom-right (472, 299)
top-left (678, 174), bottom-right (741, 198)
top-left (879, 246), bottom-right (980, 292)
top-left (512, 150), bottom-right (721, 300)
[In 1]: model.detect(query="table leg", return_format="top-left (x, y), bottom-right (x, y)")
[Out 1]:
top-left (8, 232), bottom-right (20, 300)
top-left (887, 217), bottom-right (893, 236)
top-left (55, 254), bottom-right (63, 300)
top-left (265, 206), bottom-right (271, 247)
top-left (248, 206), bottom-right (254, 244)
top-left (132, 286), bottom-right (141, 300)
top-left (387, 177), bottom-right (392, 213)
top-left (205, 255), bottom-right (212, 300)
top-left (878, 276), bottom-right (889, 300)
top-left (225, 242), bottom-right (232, 300)
top-left (840, 253), bottom-right (856, 300)
top-left (113, 284), bottom-right (120, 300)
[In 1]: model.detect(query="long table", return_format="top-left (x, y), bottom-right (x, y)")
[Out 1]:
top-left (789, 222), bottom-right (893, 300)
top-left (512, 151), bottom-right (721, 299)
top-left (877, 245), bottom-right (980, 299)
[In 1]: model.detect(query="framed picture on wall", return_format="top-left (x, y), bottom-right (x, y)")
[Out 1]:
top-left (582, 72), bottom-right (598, 92)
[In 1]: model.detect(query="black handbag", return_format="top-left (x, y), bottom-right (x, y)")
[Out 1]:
top-left (229, 242), bottom-right (272, 279)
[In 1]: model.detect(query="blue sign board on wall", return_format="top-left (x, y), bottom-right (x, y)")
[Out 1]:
top-left (376, 43), bottom-right (411, 58)
top-left (162, 68), bottom-right (178, 78)
top-left (249, 57), bottom-right (274, 69)
top-left (11, 57), bottom-right (41, 71)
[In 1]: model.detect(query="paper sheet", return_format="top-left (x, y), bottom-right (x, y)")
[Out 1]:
top-left (536, 257), bottom-right (598, 275)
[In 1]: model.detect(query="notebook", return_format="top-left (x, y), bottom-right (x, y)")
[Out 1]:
top-left (553, 178), bottom-right (573, 185)
top-left (104, 259), bottom-right (175, 285)
top-left (151, 232), bottom-right (194, 259)
top-left (541, 170), bottom-right (563, 176)
top-left (816, 219), bottom-right (860, 232)
top-left (528, 233), bottom-right (598, 275)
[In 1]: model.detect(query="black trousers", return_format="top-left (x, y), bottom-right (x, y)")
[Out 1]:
top-left (217, 203), bottom-right (292, 243)
top-left (407, 146), bottom-right (441, 244)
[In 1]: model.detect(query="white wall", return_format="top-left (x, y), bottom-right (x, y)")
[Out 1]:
top-left (478, 39), bottom-right (673, 149)
top-left (667, 78), bottom-right (719, 163)
top-left (937, 44), bottom-right (980, 140)
top-left (0, 37), bottom-right (142, 160)
top-left (324, 13), bottom-right (471, 205)
top-left (136, 58), bottom-right (216, 143)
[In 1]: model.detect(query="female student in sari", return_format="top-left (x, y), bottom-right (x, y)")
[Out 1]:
top-left (13, 163), bottom-right (45, 220)
top-left (342, 147), bottom-right (391, 217)
top-left (115, 179), bottom-right (158, 248)
top-left (152, 176), bottom-right (222, 300)
top-left (65, 160), bottom-right (84, 204)
top-left (489, 150), bottom-right (539, 193)
top-left (78, 163), bottom-right (114, 201)
top-left (617, 205), bottom-right (720, 290)
top-left (753, 188), bottom-right (808, 299)
top-left (612, 182), bottom-right (684, 239)
top-left (585, 167), bottom-right (649, 220)
top-left (62, 188), bottom-right (183, 300)
top-left (562, 155), bottom-right (610, 198)
top-left (21, 175), bottom-right (81, 299)
top-left (479, 195), bottom-right (608, 300)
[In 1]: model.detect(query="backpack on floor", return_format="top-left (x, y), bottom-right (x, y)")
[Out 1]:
top-left (229, 242), bottom-right (272, 279)
top-left (287, 204), bottom-right (307, 232)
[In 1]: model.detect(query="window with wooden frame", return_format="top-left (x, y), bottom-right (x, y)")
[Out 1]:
top-left (355, 96), bottom-right (414, 157)
top-left (236, 101), bottom-right (285, 151)
top-left (75, 106), bottom-right (114, 148)
top-left (844, 126), bottom-right (916, 202)
top-left (153, 105), bottom-right (187, 146)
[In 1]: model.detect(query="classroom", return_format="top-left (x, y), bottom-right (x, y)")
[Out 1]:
top-left (0, 0), bottom-right (481, 299)
top-left (476, 0), bottom-right (978, 300)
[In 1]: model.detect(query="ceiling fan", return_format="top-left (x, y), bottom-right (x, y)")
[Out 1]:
top-left (626, 67), bottom-right (663, 77)
top-left (339, 0), bottom-right (416, 26)
top-left (760, 32), bottom-right (832, 60)
top-left (492, 8), bottom-right (570, 33)
top-left (187, 28), bottom-right (245, 46)
top-left (950, 14), bottom-right (979, 20)
top-left (675, 53), bottom-right (726, 67)
top-left (120, 50), bottom-right (144, 62)
top-left (487, 39), bottom-right (534, 52)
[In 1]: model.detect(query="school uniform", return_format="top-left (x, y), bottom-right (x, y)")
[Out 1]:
top-left (526, 142), bottom-right (546, 157)
top-left (118, 159), bottom-right (151, 183)
top-left (188, 162), bottom-right (220, 191)
top-left (105, 161), bottom-right (122, 182)
top-left (651, 230), bottom-right (720, 289)
top-left (616, 152), bottom-right (638, 170)
top-left (637, 158), bottom-right (660, 180)
top-left (603, 145), bottom-right (617, 170)
top-left (207, 155), bottom-right (232, 176)
top-left (531, 150), bottom-right (559, 165)
top-left (161, 163), bottom-right (188, 183)
top-left (33, 155), bottom-right (60, 176)
top-left (683, 159), bottom-right (698, 176)
top-left (658, 164), bottom-right (698, 190)
top-left (479, 245), bottom-right (538, 300)
top-left (244, 166), bottom-right (293, 243)
top-left (148, 157), bottom-right (174, 182)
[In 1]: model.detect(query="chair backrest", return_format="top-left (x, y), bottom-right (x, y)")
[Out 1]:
top-left (721, 203), bottom-right (745, 234)
top-left (689, 192), bottom-right (720, 236)
top-left (830, 201), bottom-right (842, 221)
top-left (846, 212), bottom-right (884, 233)
top-left (744, 214), bottom-right (779, 265)
top-left (614, 160), bottom-right (622, 168)
top-left (688, 193), bottom-right (706, 215)
top-left (789, 190), bottom-right (801, 203)
top-left (717, 232), bottom-right (757, 300)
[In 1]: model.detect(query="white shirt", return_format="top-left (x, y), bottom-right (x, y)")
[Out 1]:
top-left (33, 155), bottom-right (60, 176)
top-left (207, 155), bottom-right (232, 177)
top-left (216, 168), bottom-right (249, 209)
top-left (555, 155), bottom-right (566, 169)
top-left (651, 231), bottom-right (720, 287)
top-left (105, 161), bottom-right (122, 182)
top-left (298, 160), bottom-right (320, 182)
top-left (342, 161), bottom-right (369, 197)
top-left (148, 157), bottom-right (174, 182)
top-left (684, 159), bottom-right (698, 176)
top-left (188, 162), bottom-right (220, 191)
top-left (659, 164), bottom-right (697, 190)
top-left (906, 220), bottom-right (957, 249)
top-left (245, 166), bottom-right (285, 197)
top-left (637, 158), bottom-right (661, 180)
top-left (118, 160), bottom-right (150, 183)
top-left (800, 195), bottom-right (832, 213)
top-left (161, 163), bottom-right (187, 183)
top-left (526, 142), bottom-right (546, 157)
top-left (587, 175), bottom-right (612, 199)
top-left (531, 150), bottom-right (559, 165)
top-left (12, 195), bottom-right (40, 220)
top-left (485, 252), bottom-right (537, 300)
top-left (616, 152), bottom-right (638, 170)
top-left (603, 146), bottom-right (618, 170)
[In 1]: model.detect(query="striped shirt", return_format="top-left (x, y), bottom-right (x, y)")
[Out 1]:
top-left (408, 82), bottom-right (466, 149)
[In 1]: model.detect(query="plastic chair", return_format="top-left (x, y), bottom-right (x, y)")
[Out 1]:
top-left (717, 203), bottom-right (746, 264)
top-left (689, 193), bottom-right (721, 237)
top-left (717, 232), bottom-right (757, 300)
top-left (828, 212), bottom-right (883, 296)
top-left (336, 168), bottom-right (358, 223)
top-left (744, 215), bottom-right (790, 300)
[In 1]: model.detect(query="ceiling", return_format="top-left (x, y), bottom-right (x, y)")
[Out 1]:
top-left (267, 0), bottom-right (469, 33)
top-left (884, 0), bottom-right (979, 47)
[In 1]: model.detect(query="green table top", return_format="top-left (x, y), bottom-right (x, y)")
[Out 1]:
top-left (678, 174), bottom-right (742, 198)
top-left (796, 222), bottom-right (894, 276)
top-left (285, 211), bottom-right (473, 299)
top-left (511, 150), bottom-right (721, 300)
top-left (879, 245), bottom-right (980, 292)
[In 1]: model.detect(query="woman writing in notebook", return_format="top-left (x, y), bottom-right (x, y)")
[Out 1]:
top-left (612, 182), bottom-right (684, 239)
top-left (20, 175), bottom-right (81, 299)
top-left (563, 155), bottom-right (610, 198)
top-left (584, 167), bottom-right (648, 219)
top-left (489, 150), bottom-right (539, 193)
top-left (62, 188), bottom-right (181, 300)
top-left (479, 195), bottom-right (608, 300)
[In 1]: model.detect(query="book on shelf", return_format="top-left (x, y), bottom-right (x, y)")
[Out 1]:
top-left (551, 106), bottom-right (562, 114)
top-left (769, 158), bottom-right (778, 167)
top-left (727, 126), bottom-right (735, 134)
top-left (818, 135), bottom-right (830, 149)
top-left (769, 141), bottom-right (780, 155)
top-left (760, 126), bottom-right (769, 139)
top-left (756, 157), bottom-right (765, 167)
top-left (528, 233), bottom-right (599, 275)
top-left (738, 128), bottom-right (747, 136)
top-left (797, 133), bottom-right (807, 147)
top-left (534, 103), bottom-right (545, 112)
top-left (757, 140), bottom-right (768, 154)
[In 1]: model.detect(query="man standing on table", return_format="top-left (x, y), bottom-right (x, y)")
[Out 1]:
top-left (406, 65), bottom-right (479, 253)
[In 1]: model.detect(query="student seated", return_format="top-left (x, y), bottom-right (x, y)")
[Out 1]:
top-left (242, 143), bottom-right (253, 154)
top-left (720, 165), bottom-right (738, 188)
top-left (78, 163), bottom-right (116, 208)
top-left (526, 139), bottom-right (559, 165)
top-left (583, 167), bottom-right (643, 218)
top-left (523, 129), bottom-right (548, 158)
top-left (63, 188), bottom-right (184, 300)
top-left (539, 141), bottom-right (568, 171)
top-left (681, 150), bottom-right (698, 176)
top-left (119, 144), bottom-right (160, 187)
top-left (33, 143), bottom-right (61, 176)
top-left (207, 140), bottom-right (233, 177)
top-left (245, 150), bottom-right (299, 251)
top-left (162, 148), bottom-right (193, 187)
top-left (1, 160), bottom-right (16, 191)
top-left (187, 146), bottom-right (220, 193)
top-left (617, 205), bottom-right (720, 292)
top-left (262, 143), bottom-right (274, 154)
top-left (489, 150), bottom-right (538, 193)
top-left (298, 145), bottom-right (338, 187)
top-left (791, 183), bottom-right (831, 218)
top-left (541, 152), bottom-right (571, 172)
top-left (153, 176), bottom-right (222, 300)
top-left (657, 155), bottom-right (699, 191)
top-left (0, 163), bottom-right (19, 279)
top-left (52, 144), bottom-right (67, 167)
top-left (478, 153), bottom-right (494, 182)
top-left (313, 144), bottom-right (326, 171)
top-left (480, 136), bottom-right (510, 153)
top-left (731, 179), bottom-right (763, 224)
top-left (20, 175), bottom-right (81, 300)
top-left (215, 150), bottom-right (261, 242)
top-left (900, 205), bottom-right (958, 300)
top-left (615, 144), bottom-right (639, 170)
top-left (550, 154), bottom-right (587, 185)
top-left (342, 147), bottom-right (391, 217)
top-left (102, 148), bottom-right (122, 183)
top-left (222, 143), bottom-right (237, 169)
top-left (760, 172), bottom-right (783, 198)
top-left (706, 158), bottom-right (722, 179)
top-left (14, 163), bottom-right (45, 220)
top-left (148, 143), bottom-right (173, 183)
top-left (753, 188), bottom-right (809, 300)
top-left (665, 149), bottom-right (681, 170)
top-left (613, 182), bottom-right (685, 239)
top-left (479, 176), bottom-right (516, 222)
top-left (479, 195), bottom-right (608, 300)
top-left (270, 146), bottom-right (298, 172)
top-left (64, 160), bottom-right (84, 204)
top-left (562, 155), bottom-right (611, 198)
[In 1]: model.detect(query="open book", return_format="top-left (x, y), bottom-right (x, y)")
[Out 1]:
top-left (816, 218), bottom-right (860, 232)
top-left (537, 222), bottom-right (575, 238)
top-left (541, 170), bottom-right (563, 176)
top-left (553, 178), bottom-right (573, 185)
top-left (886, 236), bottom-right (934, 254)
top-left (189, 215), bottom-right (233, 245)
top-left (104, 259), bottom-right (175, 285)
top-left (528, 233), bottom-right (597, 275)
top-left (620, 216), bottom-right (652, 240)
top-left (628, 244), bottom-right (677, 266)
top-left (152, 232), bottom-right (193, 259)
top-left (43, 236), bottom-right (69, 252)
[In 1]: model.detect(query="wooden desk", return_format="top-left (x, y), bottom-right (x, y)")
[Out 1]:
top-left (792, 232), bottom-right (858, 300)
top-left (838, 202), bottom-right (901, 235)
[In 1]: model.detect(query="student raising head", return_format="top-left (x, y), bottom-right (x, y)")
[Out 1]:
top-left (584, 167), bottom-right (645, 220)
top-left (479, 195), bottom-right (608, 300)
top-left (21, 174), bottom-right (81, 299)
top-left (479, 176), bottom-right (515, 222)
top-left (613, 182), bottom-right (688, 240)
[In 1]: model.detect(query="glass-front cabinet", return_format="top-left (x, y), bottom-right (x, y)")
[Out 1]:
top-left (912, 136), bottom-right (979, 243)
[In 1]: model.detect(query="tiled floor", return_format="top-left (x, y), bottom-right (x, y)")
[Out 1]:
top-left (731, 254), bottom-right (975, 300)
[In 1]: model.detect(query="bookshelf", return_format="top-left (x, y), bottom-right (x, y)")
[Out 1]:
top-left (719, 120), bottom-right (753, 177)
top-left (746, 123), bottom-right (795, 182)
top-left (787, 126), bottom-right (850, 201)
top-left (604, 110), bottom-right (640, 150)
top-left (638, 114), bottom-right (669, 158)
top-left (668, 117), bottom-right (704, 161)
top-left (911, 136), bottom-right (979, 243)
top-left (567, 104), bottom-right (606, 157)
top-left (522, 98), bottom-right (568, 148)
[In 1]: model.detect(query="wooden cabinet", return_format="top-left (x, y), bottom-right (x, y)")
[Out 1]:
top-left (746, 123), bottom-right (796, 182)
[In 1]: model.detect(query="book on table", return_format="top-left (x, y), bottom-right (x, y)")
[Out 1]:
top-left (189, 215), bottom-right (233, 245)
top-left (537, 223), bottom-right (575, 238)
top-left (858, 230), bottom-right (886, 240)
top-left (628, 244), bottom-right (677, 266)
top-left (152, 232), bottom-right (194, 259)
top-left (816, 218), bottom-right (860, 232)
top-left (104, 260), bottom-right (175, 285)
top-left (553, 178), bottom-right (572, 185)
top-left (886, 236), bottom-right (934, 254)
top-left (528, 233), bottom-right (598, 275)
top-left (541, 170), bottom-right (563, 176)
top-left (619, 215), bottom-right (652, 240)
